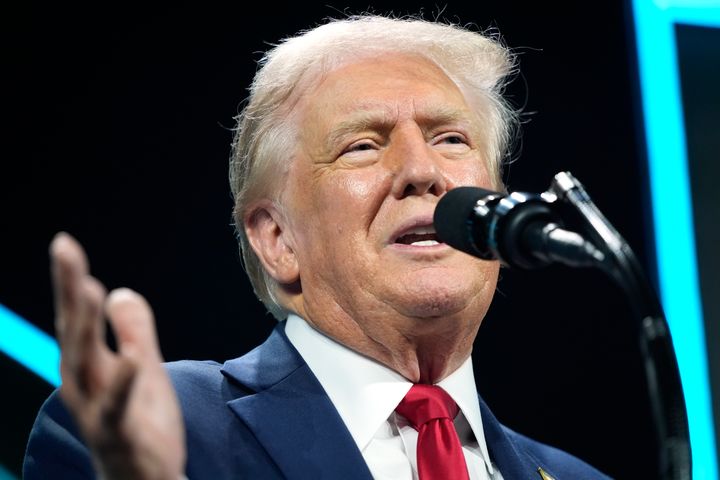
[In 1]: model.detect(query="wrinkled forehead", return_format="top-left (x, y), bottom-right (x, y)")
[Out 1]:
top-left (287, 52), bottom-right (484, 140)
top-left (293, 51), bottom-right (468, 108)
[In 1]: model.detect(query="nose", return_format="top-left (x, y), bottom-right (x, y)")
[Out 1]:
top-left (389, 126), bottom-right (448, 198)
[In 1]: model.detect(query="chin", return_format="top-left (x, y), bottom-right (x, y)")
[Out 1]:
top-left (390, 271), bottom-right (483, 319)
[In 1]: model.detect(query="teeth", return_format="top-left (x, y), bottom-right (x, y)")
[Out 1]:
top-left (411, 240), bottom-right (439, 246)
top-left (406, 225), bottom-right (435, 235)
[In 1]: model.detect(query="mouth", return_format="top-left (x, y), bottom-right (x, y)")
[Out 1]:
top-left (389, 218), bottom-right (446, 249)
top-left (393, 225), bottom-right (441, 247)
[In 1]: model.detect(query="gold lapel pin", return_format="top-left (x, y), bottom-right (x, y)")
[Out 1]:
top-left (537, 467), bottom-right (556, 480)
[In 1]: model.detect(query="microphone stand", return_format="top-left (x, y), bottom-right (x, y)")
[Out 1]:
top-left (547, 171), bottom-right (691, 480)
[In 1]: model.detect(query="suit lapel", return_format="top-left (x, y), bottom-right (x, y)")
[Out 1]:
top-left (221, 325), bottom-right (373, 480)
top-left (479, 395), bottom-right (549, 480)
top-left (220, 324), bottom-right (554, 480)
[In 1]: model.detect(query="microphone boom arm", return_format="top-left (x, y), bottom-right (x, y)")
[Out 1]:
top-left (548, 172), bottom-right (691, 480)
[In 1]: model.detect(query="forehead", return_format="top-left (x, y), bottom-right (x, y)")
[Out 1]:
top-left (295, 53), bottom-right (475, 126)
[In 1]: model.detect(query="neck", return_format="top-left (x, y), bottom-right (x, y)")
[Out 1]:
top-left (285, 294), bottom-right (480, 384)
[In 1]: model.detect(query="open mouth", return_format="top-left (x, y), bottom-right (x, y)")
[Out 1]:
top-left (394, 225), bottom-right (441, 247)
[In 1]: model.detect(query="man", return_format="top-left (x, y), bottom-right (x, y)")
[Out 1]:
top-left (24, 15), bottom-right (611, 479)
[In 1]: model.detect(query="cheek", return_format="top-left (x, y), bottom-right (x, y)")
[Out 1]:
top-left (450, 160), bottom-right (494, 189)
top-left (343, 177), bottom-right (377, 199)
top-left (312, 169), bottom-right (392, 225)
top-left (327, 168), bottom-right (389, 202)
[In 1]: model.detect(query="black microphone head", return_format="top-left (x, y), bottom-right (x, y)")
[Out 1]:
top-left (434, 186), bottom-right (499, 258)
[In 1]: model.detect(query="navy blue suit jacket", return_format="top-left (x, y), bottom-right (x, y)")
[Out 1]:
top-left (24, 323), bottom-right (611, 479)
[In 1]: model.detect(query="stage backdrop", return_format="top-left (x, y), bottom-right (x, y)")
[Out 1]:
top-left (2, 1), bottom-right (717, 478)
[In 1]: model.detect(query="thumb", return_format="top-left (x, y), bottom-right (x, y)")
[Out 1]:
top-left (106, 288), bottom-right (163, 362)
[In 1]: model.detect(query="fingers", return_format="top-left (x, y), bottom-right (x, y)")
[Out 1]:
top-left (71, 277), bottom-right (111, 395)
top-left (87, 358), bottom-right (139, 476)
top-left (48, 234), bottom-right (185, 479)
top-left (51, 233), bottom-right (112, 398)
top-left (51, 232), bottom-right (90, 342)
top-left (106, 288), bottom-right (163, 363)
top-left (99, 357), bottom-right (137, 427)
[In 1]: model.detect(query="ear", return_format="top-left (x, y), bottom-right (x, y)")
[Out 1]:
top-left (244, 202), bottom-right (300, 285)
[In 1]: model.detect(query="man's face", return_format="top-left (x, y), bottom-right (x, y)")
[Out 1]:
top-left (279, 54), bottom-right (500, 343)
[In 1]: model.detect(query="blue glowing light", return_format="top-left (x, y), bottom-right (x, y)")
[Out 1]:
top-left (632, 0), bottom-right (720, 478)
top-left (0, 303), bottom-right (60, 387)
top-left (0, 463), bottom-right (19, 480)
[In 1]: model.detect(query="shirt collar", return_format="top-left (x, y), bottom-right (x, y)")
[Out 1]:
top-left (436, 351), bottom-right (494, 474)
top-left (285, 313), bottom-right (494, 475)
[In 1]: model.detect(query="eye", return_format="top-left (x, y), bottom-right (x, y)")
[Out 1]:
top-left (347, 142), bottom-right (374, 152)
top-left (432, 132), bottom-right (472, 157)
top-left (336, 139), bottom-right (381, 166)
top-left (341, 140), bottom-right (378, 156)
top-left (436, 133), bottom-right (468, 145)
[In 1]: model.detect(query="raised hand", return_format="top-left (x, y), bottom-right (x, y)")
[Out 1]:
top-left (51, 232), bottom-right (186, 480)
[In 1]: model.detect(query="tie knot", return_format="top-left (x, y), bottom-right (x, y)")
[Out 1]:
top-left (395, 384), bottom-right (459, 430)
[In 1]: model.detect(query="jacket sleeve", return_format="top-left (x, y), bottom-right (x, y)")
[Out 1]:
top-left (23, 390), bottom-right (96, 479)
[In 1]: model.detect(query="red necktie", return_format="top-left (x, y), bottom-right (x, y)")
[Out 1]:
top-left (395, 384), bottom-right (470, 480)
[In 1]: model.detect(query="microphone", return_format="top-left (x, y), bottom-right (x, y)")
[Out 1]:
top-left (433, 186), bottom-right (604, 269)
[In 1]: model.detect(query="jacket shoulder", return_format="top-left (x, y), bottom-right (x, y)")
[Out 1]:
top-left (165, 359), bottom-right (229, 398)
top-left (23, 389), bottom-right (95, 480)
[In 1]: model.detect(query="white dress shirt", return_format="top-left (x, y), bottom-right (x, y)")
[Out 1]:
top-left (285, 314), bottom-right (503, 480)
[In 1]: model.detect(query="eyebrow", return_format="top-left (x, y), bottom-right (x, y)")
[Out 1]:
top-left (325, 105), bottom-right (478, 151)
top-left (326, 110), bottom-right (395, 147)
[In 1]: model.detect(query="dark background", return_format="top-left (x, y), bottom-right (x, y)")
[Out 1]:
top-left (2, 1), bottom-right (660, 477)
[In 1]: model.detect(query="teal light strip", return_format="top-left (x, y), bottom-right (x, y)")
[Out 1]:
top-left (0, 464), bottom-right (19, 480)
top-left (0, 303), bottom-right (60, 387)
top-left (632, 1), bottom-right (720, 478)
